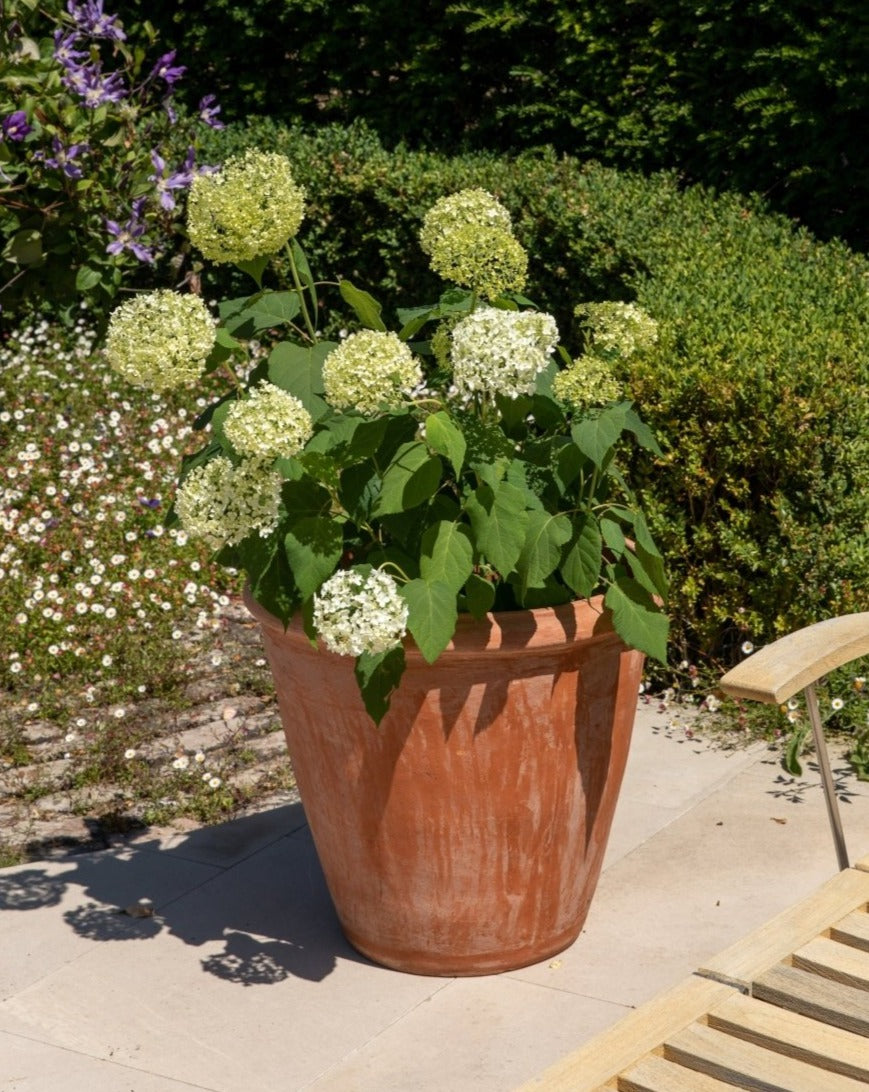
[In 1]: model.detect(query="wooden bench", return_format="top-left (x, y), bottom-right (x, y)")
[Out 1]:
top-left (521, 856), bottom-right (869, 1091)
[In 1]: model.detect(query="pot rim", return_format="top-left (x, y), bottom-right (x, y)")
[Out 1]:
top-left (243, 587), bottom-right (623, 657)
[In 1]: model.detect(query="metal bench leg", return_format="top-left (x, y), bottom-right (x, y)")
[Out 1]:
top-left (804, 682), bottom-right (850, 871)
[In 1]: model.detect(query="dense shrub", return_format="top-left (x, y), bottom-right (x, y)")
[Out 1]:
top-left (115, 1), bottom-right (869, 250)
top-left (195, 121), bottom-right (869, 665)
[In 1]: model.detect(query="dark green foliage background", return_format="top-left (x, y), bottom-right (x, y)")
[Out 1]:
top-left (195, 120), bottom-right (869, 667)
top-left (117, 0), bottom-right (869, 250)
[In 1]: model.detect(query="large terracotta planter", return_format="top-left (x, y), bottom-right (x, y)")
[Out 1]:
top-left (245, 591), bottom-right (644, 976)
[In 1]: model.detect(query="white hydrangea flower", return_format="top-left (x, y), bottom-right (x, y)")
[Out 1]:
top-left (313, 568), bottom-right (408, 657)
top-left (187, 149), bottom-right (306, 264)
top-left (174, 456), bottom-right (282, 547)
top-left (449, 307), bottom-right (559, 400)
top-left (322, 329), bottom-right (422, 413)
top-left (105, 290), bottom-right (216, 392)
top-left (223, 382), bottom-right (314, 459)
top-left (419, 189), bottom-right (514, 254)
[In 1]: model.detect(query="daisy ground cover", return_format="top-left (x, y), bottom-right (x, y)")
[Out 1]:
top-left (0, 313), bottom-right (294, 866)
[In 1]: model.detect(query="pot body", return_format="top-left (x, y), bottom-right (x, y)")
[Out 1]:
top-left (245, 591), bottom-right (644, 975)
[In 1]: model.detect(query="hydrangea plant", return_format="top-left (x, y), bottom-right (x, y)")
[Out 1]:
top-left (104, 153), bottom-right (669, 723)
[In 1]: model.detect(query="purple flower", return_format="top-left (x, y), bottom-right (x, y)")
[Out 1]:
top-left (197, 94), bottom-right (224, 130)
top-left (105, 214), bottom-right (153, 263)
top-left (139, 497), bottom-right (161, 509)
top-left (2, 111), bottom-right (32, 142)
top-left (62, 63), bottom-right (127, 108)
top-left (53, 29), bottom-right (88, 69)
top-left (148, 149), bottom-right (193, 211)
top-left (66, 0), bottom-right (126, 42)
top-left (150, 50), bottom-right (186, 87)
top-left (35, 136), bottom-right (90, 180)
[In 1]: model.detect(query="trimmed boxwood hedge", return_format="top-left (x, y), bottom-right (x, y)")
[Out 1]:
top-left (195, 120), bottom-right (869, 666)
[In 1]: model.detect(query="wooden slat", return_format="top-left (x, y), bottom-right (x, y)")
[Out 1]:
top-left (830, 909), bottom-right (869, 953)
top-left (719, 613), bottom-right (869, 704)
top-left (617, 1054), bottom-right (734, 1092)
top-left (856, 853), bottom-right (869, 874)
top-left (752, 963), bottom-right (869, 1037)
top-left (699, 867), bottom-right (869, 988)
top-left (516, 977), bottom-right (733, 1092)
top-left (707, 992), bottom-right (869, 1082)
top-left (793, 935), bottom-right (869, 991)
top-left (664, 1022), bottom-right (868, 1091)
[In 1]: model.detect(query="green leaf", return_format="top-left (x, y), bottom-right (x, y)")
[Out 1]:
top-left (784, 723), bottom-right (809, 777)
top-left (355, 646), bottom-right (406, 726)
top-left (282, 477), bottom-right (332, 520)
top-left (562, 516), bottom-right (603, 598)
top-left (235, 255), bottom-right (270, 287)
top-left (420, 521), bottom-right (474, 593)
top-left (604, 576), bottom-right (669, 663)
top-left (4, 228), bottom-right (42, 266)
top-left (465, 481), bottom-right (529, 577)
top-left (245, 290), bottom-right (302, 331)
top-left (339, 279), bottom-right (387, 331)
top-left (600, 517), bottom-right (626, 554)
top-left (291, 238), bottom-right (318, 318)
top-left (515, 510), bottom-right (572, 594)
top-left (373, 441), bottom-right (442, 515)
top-left (571, 404), bottom-right (629, 467)
top-left (237, 532), bottom-right (299, 626)
top-left (397, 306), bottom-right (436, 340)
top-left (268, 340), bottom-right (334, 419)
top-left (623, 405), bottom-right (663, 456)
top-left (284, 516), bottom-right (344, 599)
top-left (464, 572), bottom-right (496, 619)
top-left (74, 265), bottom-right (101, 291)
top-left (424, 410), bottom-right (466, 475)
top-left (401, 578), bottom-right (457, 663)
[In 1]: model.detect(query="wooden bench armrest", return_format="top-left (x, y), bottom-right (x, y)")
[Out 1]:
top-left (719, 613), bottom-right (869, 705)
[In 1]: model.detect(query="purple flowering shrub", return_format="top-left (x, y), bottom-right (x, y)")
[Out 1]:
top-left (0, 0), bottom-right (224, 326)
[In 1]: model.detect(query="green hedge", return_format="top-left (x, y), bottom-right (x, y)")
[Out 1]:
top-left (196, 121), bottom-right (869, 665)
top-left (119, 0), bottom-right (869, 250)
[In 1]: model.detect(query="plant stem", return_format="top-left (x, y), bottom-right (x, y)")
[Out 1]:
top-left (286, 243), bottom-right (317, 342)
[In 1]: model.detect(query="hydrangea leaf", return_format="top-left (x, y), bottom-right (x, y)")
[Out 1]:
top-left (465, 481), bottom-right (528, 577)
top-left (561, 516), bottom-right (603, 598)
top-left (284, 516), bottom-right (345, 599)
top-left (268, 340), bottom-right (332, 419)
top-left (605, 576), bottom-right (669, 663)
top-left (515, 510), bottom-right (572, 595)
top-left (339, 279), bottom-right (387, 331)
top-left (373, 441), bottom-right (442, 515)
top-left (355, 646), bottom-right (406, 726)
top-left (464, 572), bottom-right (496, 619)
top-left (420, 521), bottom-right (474, 594)
top-left (571, 403), bottom-right (630, 467)
top-left (401, 578), bottom-right (458, 663)
top-left (424, 410), bottom-right (466, 475)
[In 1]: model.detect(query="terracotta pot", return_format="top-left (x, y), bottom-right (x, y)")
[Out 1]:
top-left (245, 591), bottom-right (644, 976)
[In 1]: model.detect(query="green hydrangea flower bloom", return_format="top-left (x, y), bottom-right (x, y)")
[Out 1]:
top-left (223, 382), bottom-right (313, 460)
top-left (576, 301), bottom-right (659, 359)
top-left (419, 188), bottom-right (527, 299)
top-left (187, 149), bottom-right (306, 264)
top-left (419, 188), bottom-right (513, 256)
top-left (104, 290), bottom-right (215, 392)
top-left (322, 329), bottom-right (422, 413)
top-left (552, 356), bottom-right (623, 409)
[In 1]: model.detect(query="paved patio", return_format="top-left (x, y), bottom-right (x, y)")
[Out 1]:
top-left (2, 702), bottom-right (868, 1091)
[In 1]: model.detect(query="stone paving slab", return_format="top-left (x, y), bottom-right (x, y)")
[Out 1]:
top-left (1, 702), bottom-right (867, 1092)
